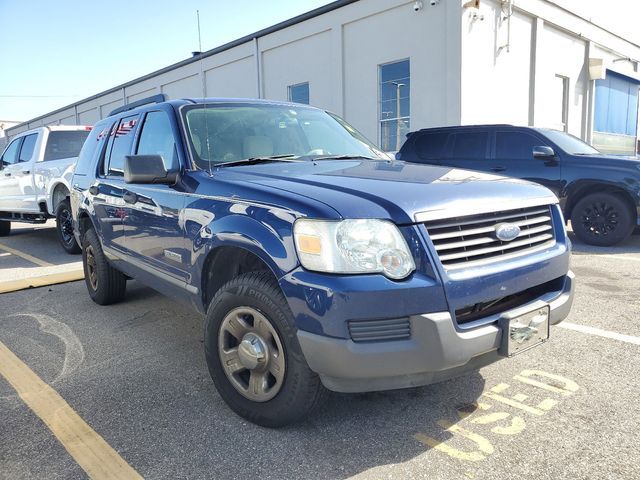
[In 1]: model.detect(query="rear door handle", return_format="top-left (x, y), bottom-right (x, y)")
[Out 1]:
top-left (88, 185), bottom-right (99, 196)
top-left (123, 191), bottom-right (138, 204)
top-left (490, 166), bottom-right (506, 172)
top-left (4, 173), bottom-right (10, 177)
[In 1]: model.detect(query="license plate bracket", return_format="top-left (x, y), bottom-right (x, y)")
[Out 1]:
top-left (498, 305), bottom-right (550, 357)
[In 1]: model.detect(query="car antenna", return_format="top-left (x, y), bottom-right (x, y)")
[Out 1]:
top-left (195, 10), bottom-right (213, 176)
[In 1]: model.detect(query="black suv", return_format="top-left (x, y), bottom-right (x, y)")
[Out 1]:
top-left (397, 125), bottom-right (640, 246)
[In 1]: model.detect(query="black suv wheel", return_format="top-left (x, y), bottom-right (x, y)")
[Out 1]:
top-left (570, 192), bottom-right (635, 246)
top-left (56, 199), bottom-right (81, 254)
top-left (0, 220), bottom-right (10, 237)
top-left (204, 271), bottom-right (327, 427)
top-left (82, 228), bottom-right (127, 305)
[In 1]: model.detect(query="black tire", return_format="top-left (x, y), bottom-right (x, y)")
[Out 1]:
top-left (82, 228), bottom-right (127, 305)
top-left (0, 220), bottom-right (10, 237)
top-left (56, 198), bottom-right (81, 254)
top-left (570, 192), bottom-right (635, 246)
top-left (204, 271), bottom-right (327, 428)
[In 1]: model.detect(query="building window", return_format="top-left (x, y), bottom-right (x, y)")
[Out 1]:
top-left (288, 82), bottom-right (310, 105)
top-left (551, 75), bottom-right (569, 132)
top-left (379, 59), bottom-right (410, 152)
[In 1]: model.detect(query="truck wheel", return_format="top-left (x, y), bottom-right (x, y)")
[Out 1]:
top-left (570, 192), bottom-right (635, 246)
top-left (82, 228), bottom-right (127, 305)
top-left (0, 221), bottom-right (10, 237)
top-left (204, 271), bottom-right (327, 427)
top-left (56, 199), bottom-right (81, 254)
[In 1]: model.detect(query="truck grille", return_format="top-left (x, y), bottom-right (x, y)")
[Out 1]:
top-left (424, 205), bottom-right (555, 269)
top-left (347, 318), bottom-right (411, 343)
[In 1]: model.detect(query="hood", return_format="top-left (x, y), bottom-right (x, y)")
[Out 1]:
top-left (214, 159), bottom-right (558, 224)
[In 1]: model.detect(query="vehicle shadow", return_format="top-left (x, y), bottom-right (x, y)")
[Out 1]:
top-left (568, 229), bottom-right (640, 255)
top-left (118, 283), bottom-right (487, 479)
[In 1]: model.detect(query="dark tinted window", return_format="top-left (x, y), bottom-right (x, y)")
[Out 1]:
top-left (44, 130), bottom-right (91, 161)
top-left (451, 132), bottom-right (488, 159)
top-left (1, 138), bottom-right (22, 167)
top-left (18, 134), bottom-right (38, 162)
top-left (74, 125), bottom-right (105, 176)
top-left (107, 116), bottom-right (138, 175)
top-left (415, 132), bottom-right (450, 161)
top-left (136, 111), bottom-right (176, 170)
top-left (495, 132), bottom-right (543, 160)
top-left (288, 82), bottom-right (310, 105)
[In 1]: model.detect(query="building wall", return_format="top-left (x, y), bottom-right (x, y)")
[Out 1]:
top-left (6, 0), bottom-right (640, 152)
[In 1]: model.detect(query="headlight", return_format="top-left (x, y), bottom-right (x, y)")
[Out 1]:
top-left (293, 219), bottom-right (415, 279)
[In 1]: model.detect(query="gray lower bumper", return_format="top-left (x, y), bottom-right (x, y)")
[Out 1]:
top-left (298, 271), bottom-right (574, 393)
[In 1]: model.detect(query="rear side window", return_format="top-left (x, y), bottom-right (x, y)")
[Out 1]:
top-left (451, 132), bottom-right (488, 159)
top-left (415, 132), bottom-right (450, 161)
top-left (44, 130), bottom-right (91, 161)
top-left (18, 134), bottom-right (38, 162)
top-left (106, 116), bottom-right (139, 175)
top-left (1, 138), bottom-right (22, 167)
top-left (74, 126), bottom-right (104, 176)
top-left (136, 111), bottom-right (177, 170)
top-left (495, 132), bottom-right (545, 160)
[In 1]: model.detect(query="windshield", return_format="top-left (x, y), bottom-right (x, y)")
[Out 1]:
top-left (182, 103), bottom-right (386, 169)
top-left (535, 128), bottom-right (600, 155)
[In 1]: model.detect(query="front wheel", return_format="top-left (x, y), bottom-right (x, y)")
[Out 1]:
top-left (570, 192), bottom-right (635, 246)
top-left (204, 271), bottom-right (327, 427)
top-left (0, 220), bottom-right (10, 237)
top-left (82, 229), bottom-right (127, 305)
top-left (56, 199), bottom-right (81, 254)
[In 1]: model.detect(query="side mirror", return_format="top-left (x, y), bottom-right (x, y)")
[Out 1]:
top-left (533, 146), bottom-right (555, 159)
top-left (124, 155), bottom-right (178, 184)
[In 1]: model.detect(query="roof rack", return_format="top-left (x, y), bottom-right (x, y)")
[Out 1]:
top-left (108, 94), bottom-right (168, 116)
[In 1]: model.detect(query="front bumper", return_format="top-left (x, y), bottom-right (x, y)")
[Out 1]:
top-left (298, 271), bottom-right (574, 393)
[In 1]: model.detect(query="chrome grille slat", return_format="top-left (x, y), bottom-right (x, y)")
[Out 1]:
top-left (424, 205), bottom-right (556, 269)
top-left (436, 224), bottom-right (553, 251)
top-left (429, 215), bottom-right (551, 240)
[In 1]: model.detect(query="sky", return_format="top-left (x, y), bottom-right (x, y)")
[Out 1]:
top-left (1, 0), bottom-right (639, 123)
top-left (0, 0), bottom-right (334, 122)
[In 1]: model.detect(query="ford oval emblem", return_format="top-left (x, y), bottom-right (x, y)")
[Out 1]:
top-left (495, 222), bottom-right (521, 242)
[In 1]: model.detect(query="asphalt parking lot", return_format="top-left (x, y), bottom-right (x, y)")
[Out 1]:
top-left (1, 221), bottom-right (639, 480)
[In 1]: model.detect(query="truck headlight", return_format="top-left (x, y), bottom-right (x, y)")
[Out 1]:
top-left (293, 219), bottom-right (415, 279)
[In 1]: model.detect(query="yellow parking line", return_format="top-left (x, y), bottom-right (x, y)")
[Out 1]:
top-left (0, 341), bottom-right (143, 480)
top-left (0, 270), bottom-right (85, 294)
top-left (0, 244), bottom-right (52, 267)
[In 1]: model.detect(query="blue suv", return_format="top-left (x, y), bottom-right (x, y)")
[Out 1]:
top-left (71, 96), bottom-right (574, 427)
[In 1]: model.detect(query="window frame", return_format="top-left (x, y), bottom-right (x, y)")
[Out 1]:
top-left (104, 114), bottom-right (140, 177)
top-left (18, 133), bottom-right (38, 163)
top-left (0, 137), bottom-right (24, 168)
top-left (287, 82), bottom-right (310, 105)
top-left (378, 58), bottom-right (411, 152)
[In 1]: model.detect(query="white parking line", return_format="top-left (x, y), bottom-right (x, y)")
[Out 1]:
top-left (557, 322), bottom-right (640, 346)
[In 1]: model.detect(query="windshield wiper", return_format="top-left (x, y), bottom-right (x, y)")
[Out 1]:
top-left (216, 155), bottom-right (300, 167)
top-left (310, 154), bottom-right (380, 161)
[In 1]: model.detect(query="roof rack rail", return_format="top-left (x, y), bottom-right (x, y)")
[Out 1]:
top-left (108, 94), bottom-right (168, 116)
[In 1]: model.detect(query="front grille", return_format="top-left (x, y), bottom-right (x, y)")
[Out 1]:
top-left (455, 276), bottom-right (565, 326)
top-left (424, 205), bottom-right (555, 269)
top-left (348, 318), bottom-right (411, 343)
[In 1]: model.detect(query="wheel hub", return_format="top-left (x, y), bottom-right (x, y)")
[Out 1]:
top-left (237, 332), bottom-right (268, 370)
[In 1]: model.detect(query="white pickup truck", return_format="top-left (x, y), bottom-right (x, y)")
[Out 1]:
top-left (0, 125), bottom-right (92, 252)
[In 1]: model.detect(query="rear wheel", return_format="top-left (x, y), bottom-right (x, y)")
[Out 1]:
top-left (570, 192), bottom-right (635, 246)
top-left (82, 228), bottom-right (127, 305)
top-left (0, 221), bottom-right (10, 237)
top-left (204, 271), bottom-right (327, 427)
top-left (56, 199), bottom-right (81, 254)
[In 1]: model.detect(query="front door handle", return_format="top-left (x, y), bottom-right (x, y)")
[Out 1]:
top-left (123, 191), bottom-right (138, 204)
top-left (88, 185), bottom-right (99, 196)
top-left (4, 172), bottom-right (11, 177)
top-left (490, 166), bottom-right (506, 172)
top-left (21, 170), bottom-right (30, 174)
